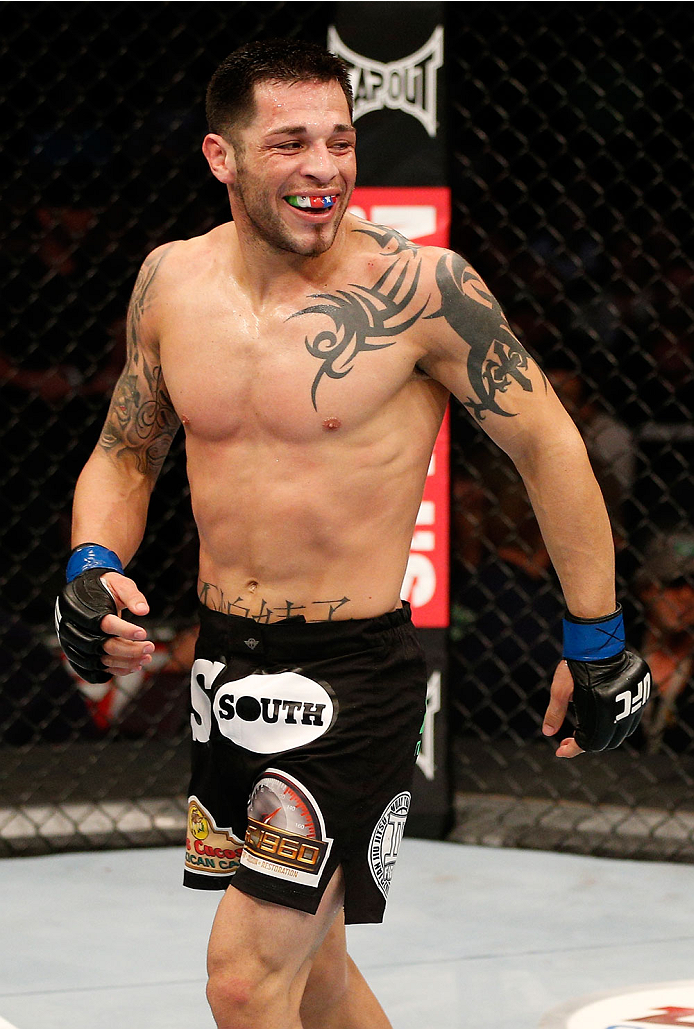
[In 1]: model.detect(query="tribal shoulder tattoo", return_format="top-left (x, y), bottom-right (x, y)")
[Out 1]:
top-left (352, 220), bottom-right (420, 256)
top-left (426, 250), bottom-right (543, 421)
top-left (99, 245), bottom-right (180, 477)
top-left (291, 223), bottom-right (541, 421)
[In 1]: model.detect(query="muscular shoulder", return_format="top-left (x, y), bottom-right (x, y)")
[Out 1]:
top-left (128, 240), bottom-right (180, 338)
top-left (406, 246), bottom-right (548, 424)
top-left (414, 246), bottom-right (508, 351)
top-left (345, 214), bottom-right (423, 261)
top-left (129, 228), bottom-right (231, 338)
top-left (342, 219), bottom-right (470, 311)
top-left (137, 230), bottom-right (224, 292)
top-left (340, 222), bottom-right (497, 348)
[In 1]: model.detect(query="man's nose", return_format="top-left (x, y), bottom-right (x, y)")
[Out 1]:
top-left (298, 143), bottom-right (339, 182)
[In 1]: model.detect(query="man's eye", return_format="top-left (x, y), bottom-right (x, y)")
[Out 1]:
top-left (277, 141), bottom-right (302, 151)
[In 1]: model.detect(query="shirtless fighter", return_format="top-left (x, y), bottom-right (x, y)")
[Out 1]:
top-left (56, 40), bottom-right (651, 1029)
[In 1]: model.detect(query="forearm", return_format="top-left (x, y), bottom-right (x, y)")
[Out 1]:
top-left (514, 424), bottom-right (616, 618)
top-left (71, 448), bottom-right (153, 567)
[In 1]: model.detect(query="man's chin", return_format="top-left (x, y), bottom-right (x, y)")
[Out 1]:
top-left (278, 225), bottom-right (339, 258)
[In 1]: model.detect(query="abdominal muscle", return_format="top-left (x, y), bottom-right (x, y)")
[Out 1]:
top-left (188, 435), bottom-right (430, 624)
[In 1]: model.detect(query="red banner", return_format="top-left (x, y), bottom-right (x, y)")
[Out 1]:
top-left (402, 407), bottom-right (450, 628)
top-left (350, 187), bottom-right (451, 628)
top-left (349, 186), bottom-right (450, 248)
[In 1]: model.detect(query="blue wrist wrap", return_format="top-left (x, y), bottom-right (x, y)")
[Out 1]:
top-left (562, 607), bottom-right (625, 662)
top-left (66, 543), bottom-right (123, 583)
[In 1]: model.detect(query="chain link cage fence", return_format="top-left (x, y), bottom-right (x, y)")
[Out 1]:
top-left (1, 4), bottom-right (693, 863)
top-left (447, 5), bottom-right (694, 862)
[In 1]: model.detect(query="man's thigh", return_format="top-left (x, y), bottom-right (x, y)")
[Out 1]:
top-left (207, 866), bottom-right (346, 990)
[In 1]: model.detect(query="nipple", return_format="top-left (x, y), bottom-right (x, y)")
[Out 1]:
top-left (322, 416), bottom-right (342, 431)
top-left (181, 414), bottom-right (190, 426)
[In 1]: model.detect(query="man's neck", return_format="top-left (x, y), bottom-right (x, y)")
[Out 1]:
top-left (226, 215), bottom-right (352, 307)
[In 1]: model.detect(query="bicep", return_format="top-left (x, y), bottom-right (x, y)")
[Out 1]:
top-left (420, 250), bottom-right (568, 458)
top-left (98, 359), bottom-right (180, 478)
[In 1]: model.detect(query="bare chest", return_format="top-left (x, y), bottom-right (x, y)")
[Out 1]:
top-left (160, 282), bottom-right (426, 443)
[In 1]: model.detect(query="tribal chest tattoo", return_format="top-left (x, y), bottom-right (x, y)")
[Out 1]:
top-left (291, 222), bottom-right (541, 419)
top-left (290, 247), bottom-right (427, 410)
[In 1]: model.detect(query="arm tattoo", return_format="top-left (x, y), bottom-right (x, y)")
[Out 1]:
top-left (426, 251), bottom-right (543, 421)
top-left (125, 248), bottom-right (169, 362)
top-left (99, 246), bottom-right (179, 476)
top-left (290, 255), bottom-right (429, 409)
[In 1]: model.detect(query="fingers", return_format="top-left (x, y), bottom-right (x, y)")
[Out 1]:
top-left (97, 572), bottom-right (153, 673)
top-left (542, 660), bottom-right (574, 736)
top-left (102, 635), bottom-right (155, 675)
top-left (99, 572), bottom-right (150, 638)
top-left (554, 736), bottom-right (584, 759)
top-left (101, 572), bottom-right (150, 617)
top-left (542, 660), bottom-right (585, 759)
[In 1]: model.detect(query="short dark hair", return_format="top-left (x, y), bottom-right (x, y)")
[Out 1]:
top-left (206, 39), bottom-right (354, 138)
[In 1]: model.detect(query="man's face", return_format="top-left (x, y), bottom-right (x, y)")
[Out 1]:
top-left (229, 78), bottom-right (357, 258)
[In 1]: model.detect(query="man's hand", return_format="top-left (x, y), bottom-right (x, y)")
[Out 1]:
top-left (56, 568), bottom-right (153, 683)
top-left (543, 649), bottom-right (652, 758)
top-left (542, 660), bottom-right (584, 759)
top-left (99, 572), bottom-right (154, 676)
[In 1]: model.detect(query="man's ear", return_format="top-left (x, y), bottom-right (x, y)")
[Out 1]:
top-left (202, 133), bottom-right (237, 185)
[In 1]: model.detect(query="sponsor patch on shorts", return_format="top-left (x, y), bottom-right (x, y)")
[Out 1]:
top-left (184, 797), bottom-right (244, 878)
top-left (191, 660), bottom-right (337, 754)
top-left (240, 769), bottom-right (333, 888)
top-left (368, 791), bottom-right (411, 899)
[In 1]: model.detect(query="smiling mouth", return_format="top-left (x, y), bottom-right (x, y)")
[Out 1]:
top-left (284, 194), bottom-right (338, 210)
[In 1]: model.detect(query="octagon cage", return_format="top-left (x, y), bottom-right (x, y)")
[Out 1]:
top-left (1, 4), bottom-right (692, 864)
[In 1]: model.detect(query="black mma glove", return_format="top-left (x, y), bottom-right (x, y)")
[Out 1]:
top-left (55, 543), bottom-right (123, 683)
top-left (563, 606), bottom-right (652, 752)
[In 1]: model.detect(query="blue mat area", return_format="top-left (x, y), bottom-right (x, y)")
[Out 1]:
top-left (1, 839), bottom-right (693, 1028)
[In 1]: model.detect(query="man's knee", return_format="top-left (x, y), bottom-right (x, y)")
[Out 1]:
top-left (205, 874), bottom-right (345, 1026)
top-left (206, 959), bottom-right (284, 1029)
top-left (206, 915), bottom-right (280, 1027)
top-left (206, 970), bottom-right (252, 1025)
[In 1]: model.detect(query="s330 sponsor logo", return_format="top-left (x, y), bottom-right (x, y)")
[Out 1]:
top-left (241, 769), bottom-right (334, 888)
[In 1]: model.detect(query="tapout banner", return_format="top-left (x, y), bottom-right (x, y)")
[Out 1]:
top-left (330, 3), bottom-right (452, 837)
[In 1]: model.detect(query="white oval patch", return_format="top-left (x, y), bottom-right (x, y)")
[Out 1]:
top-left (539, 980), bottom-right (694, 1029)
top-left (213, 671), bottom-right (334, 754)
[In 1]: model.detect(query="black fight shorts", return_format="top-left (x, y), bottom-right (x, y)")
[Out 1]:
top-left (183, 602), bottom-right (427, 924)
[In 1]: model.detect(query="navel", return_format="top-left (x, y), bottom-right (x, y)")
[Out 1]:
top-left (246, 580), bottom-right (259, 593)
top-left (322, 416), bottom-right (342, 431)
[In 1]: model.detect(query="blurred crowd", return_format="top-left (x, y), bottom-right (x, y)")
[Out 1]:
top-left (1, 37), bottom-right (693, 757)
top-left (450, 208), bottom-right (694, 757)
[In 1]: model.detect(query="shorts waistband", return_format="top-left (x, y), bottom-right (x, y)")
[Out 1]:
top-left (197, 602), bottom-right (413, 661)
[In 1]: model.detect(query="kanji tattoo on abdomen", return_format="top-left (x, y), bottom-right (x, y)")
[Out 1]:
top-left (197, 581), bottom-right (351, 622)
